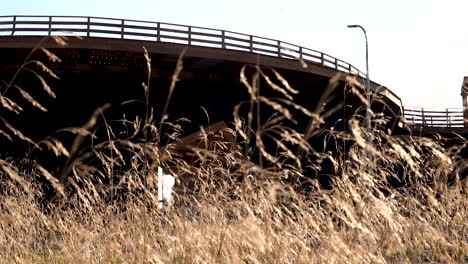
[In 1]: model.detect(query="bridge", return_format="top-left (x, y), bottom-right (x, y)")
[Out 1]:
top-left (0, 15), bottom-right (466, 141)
top-left (403, 107), bottom-right (466, 134)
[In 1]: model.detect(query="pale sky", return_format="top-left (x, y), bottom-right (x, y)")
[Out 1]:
top-left (3, 0), bottom-right (468, 108)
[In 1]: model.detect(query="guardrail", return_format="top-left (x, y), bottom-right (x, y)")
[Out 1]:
top-left (0, 15), bottom-right (403, 108)
top-left (404, 107), bottom-right (465, 128)
top-left (0, 15), bottom-right (361, 73)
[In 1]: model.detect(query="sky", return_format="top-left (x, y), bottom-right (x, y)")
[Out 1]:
top-left (3, 0), bottom-right (468, 108)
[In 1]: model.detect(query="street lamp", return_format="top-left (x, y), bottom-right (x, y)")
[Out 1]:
top-left (347, 24), bottom-right (372, 160)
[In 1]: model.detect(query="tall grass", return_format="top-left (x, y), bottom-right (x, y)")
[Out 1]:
top-left (0, 39), bottom-right (466, 263)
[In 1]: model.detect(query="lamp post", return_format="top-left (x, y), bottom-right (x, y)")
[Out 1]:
top-left (347, 24), bottom-right (372, 160)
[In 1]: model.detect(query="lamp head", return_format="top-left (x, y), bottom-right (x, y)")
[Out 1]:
top-left (347, 24), bottom-right (366, 34)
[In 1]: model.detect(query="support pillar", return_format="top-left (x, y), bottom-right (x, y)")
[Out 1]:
top-left (462, 77), bottom-right (468, 127)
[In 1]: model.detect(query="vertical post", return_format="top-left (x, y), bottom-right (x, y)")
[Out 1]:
top-left (188, 26), bottom-right (191, 45)
top-left (463, 77), bottom-right (468, 127)
top-left (299, 46), bottom-right (303, 59)
top-left (348, 64), bottom-right (352, 73)
top-left (249, 35), bottom-right (253, 52)
top-left (421, 108), bottom-right (426, 126)
top-left (277, 40), bottom-right (281, 57)
top-left (320, 53), bottom-right (324, 66)
top-left (364, 31), bottom-right (372, 149)
top-left (334, 58), bottom-right (338, 69)
top-left (87, 17), bottom-right (90, 37)
top-left (156, 22), bottom-right (160, 42)
top-left (221, 30), bottom-right (226, 49)
top-left (347, 25), bottom-right (372, 162)
top-left (11, 16), bottom-right (16, 36)
top-left (464, 95), bottom-right (468, 127)
top-left (430, 116), bottom-right (433, 127)
top-left (48, 16), bottom-right (52, 36)
top-left (157, 167), bottom-right (163, 209)
top-left (446, 108), bottom-right (450, 127)
top-left (121, 19), bottom-right (124, 39)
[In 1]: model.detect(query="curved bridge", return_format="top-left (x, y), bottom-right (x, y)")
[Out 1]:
top-left (1, 15), bottom-right (461, 140)
top-left (0, 15), bottom-right (401, 97)
top-left (1, 15), bottom-right (366, 74)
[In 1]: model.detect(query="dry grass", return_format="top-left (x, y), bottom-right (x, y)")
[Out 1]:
top-left (0, 41), bottom-right (466, 263)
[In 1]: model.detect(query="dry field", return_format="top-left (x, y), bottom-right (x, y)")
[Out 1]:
top-left (0, 39), bottom-right (466, 263)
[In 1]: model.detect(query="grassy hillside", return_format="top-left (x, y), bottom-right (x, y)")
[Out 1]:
top-left (0, 40), bottom-right (466, 263)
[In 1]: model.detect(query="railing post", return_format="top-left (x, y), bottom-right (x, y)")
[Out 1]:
top-left (221, 30), bottom-right (226, 49)
top-left (334, 58), bottom-right (338, 69)
top-left (320, 53), bottom-right (324, 66)
top-left (299, 46), bottom-right (302, 59)
top-left (121, 20), bottom-right (124, 39)
top-left (48, 16), bottom-right (52, 36)
top-left (421, 108), bottom-right (426, 126)
top-left (446, 108), bottom-right (450, 127)
top-left (277, 40), bottom-right (281, 57)
top-left (348, 64), bottom-right (352, 73)
top-left (156, 22), bottom-right (160, 42)
top-left (87, 17), bottom-right (90, 37)
top-left (430, 116), bottom-right (433, 127)
top-left (11, 16), bottom-right (16, 36)
top-left (249, 35), bottom-right (253, 52)
top-left (188, 26), bottom-right (191, 45)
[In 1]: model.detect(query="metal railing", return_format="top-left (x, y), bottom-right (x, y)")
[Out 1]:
top-left (0, 15), bottom-right (362, 73)
top-left (0, 15), bottom-right (361, 73)
top-left (0, 15), bottom-right (403, 108)
top-left (403, 107), bottom-right (465, 128)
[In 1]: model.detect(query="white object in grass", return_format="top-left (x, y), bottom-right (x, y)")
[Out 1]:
top-left (157, 166), bottom-right (175, 209)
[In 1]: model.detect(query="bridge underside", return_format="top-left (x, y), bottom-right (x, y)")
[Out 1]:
top-left (0, 37), bottom-right (402, 154)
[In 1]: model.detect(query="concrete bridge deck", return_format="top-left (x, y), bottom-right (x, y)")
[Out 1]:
top-left (0, 15), bottom-right (466, 138)
top-left (0, 15), bottom-right (401, 97)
